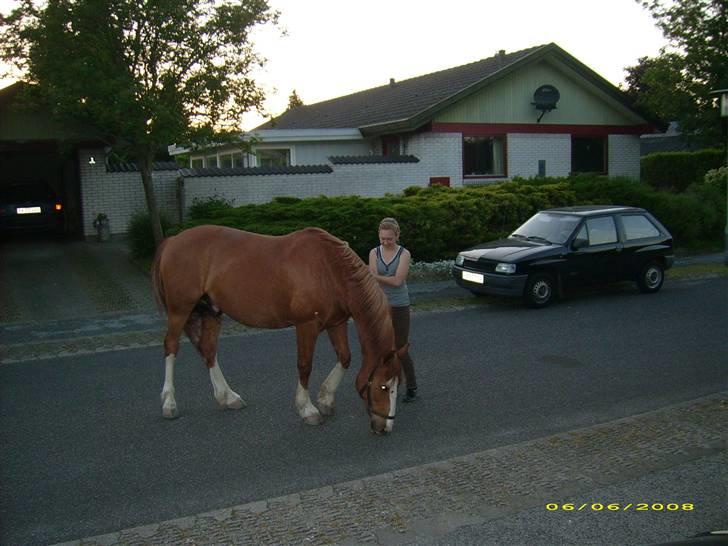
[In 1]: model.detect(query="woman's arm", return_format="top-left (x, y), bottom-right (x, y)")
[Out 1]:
top-left (372, 249), bottom-right (410, 287)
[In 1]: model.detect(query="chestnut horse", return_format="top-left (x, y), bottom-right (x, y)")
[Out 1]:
top-left (151, 225), bottom-right (405, 434)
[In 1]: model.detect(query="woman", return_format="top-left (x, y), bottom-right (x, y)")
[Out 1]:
top-left (368, 217), bottom-right (418, 403)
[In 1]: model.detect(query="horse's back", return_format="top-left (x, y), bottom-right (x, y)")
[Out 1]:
top-left (159, 225), bottom-right (349, 327)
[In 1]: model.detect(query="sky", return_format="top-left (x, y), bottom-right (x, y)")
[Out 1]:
top-left (0, 0), bottom-right (669, 130)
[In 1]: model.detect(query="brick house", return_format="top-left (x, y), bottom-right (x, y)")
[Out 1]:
top-left (173, 42), bottom-right (653, 185)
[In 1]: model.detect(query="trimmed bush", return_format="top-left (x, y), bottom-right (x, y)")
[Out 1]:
top-left (140, 173), bottom-right (723, 262)
top-left (127, 210), bottom-right (174, 259)
top-left (641, 149), bottom-right (724, 192)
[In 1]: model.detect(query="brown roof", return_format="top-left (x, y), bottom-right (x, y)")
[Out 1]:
top-left (258, 43), bottom-right (647, 135)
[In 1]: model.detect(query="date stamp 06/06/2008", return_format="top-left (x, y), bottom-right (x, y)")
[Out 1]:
top-left (546, 503), bottom-right (695, 512)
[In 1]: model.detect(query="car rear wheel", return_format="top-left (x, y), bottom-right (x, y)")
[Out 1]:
top-left (637, 261), bottom-right (664, 293)
top-left (524, 273), bottom-right (555, 308)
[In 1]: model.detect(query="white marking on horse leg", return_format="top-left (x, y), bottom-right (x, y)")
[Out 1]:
top-left (161, 354), bottom-right (178, 419)
top-left (209, 358), bottom-right (246, 410)
top-left (317, 362), bottom-right (346, 416)
top-left (386, 377), bottom-right (398, 433)
top-left (296, 382), bottom-right (323, 425)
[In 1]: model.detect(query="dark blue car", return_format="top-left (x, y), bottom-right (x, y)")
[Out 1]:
top-left (0, 182), bottom-right (64, 235)
top-left (452, 205), bottom-right (674, 307)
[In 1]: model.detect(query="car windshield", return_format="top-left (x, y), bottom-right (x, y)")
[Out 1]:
top-left (511, 212), bottom-right (581, 245)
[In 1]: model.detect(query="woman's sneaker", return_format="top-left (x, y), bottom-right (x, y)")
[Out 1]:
top-left (402, 388), bottom-right (418, 403)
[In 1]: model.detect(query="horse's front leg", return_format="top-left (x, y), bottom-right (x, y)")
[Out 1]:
top-left (317, 322), bottom-right (352, 416)
top-left (295, 321), bottom-right (324, 425)
top-left (194, 312), bottom-right (246, 410)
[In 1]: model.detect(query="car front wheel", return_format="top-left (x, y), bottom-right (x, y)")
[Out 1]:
top-left (637, 261), bottom-right (664, 293)
top-left (524, 273), bottom-right (555, 308)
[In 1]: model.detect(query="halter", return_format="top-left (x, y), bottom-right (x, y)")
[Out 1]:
top-left (358, 364), bottom-right (396, 421)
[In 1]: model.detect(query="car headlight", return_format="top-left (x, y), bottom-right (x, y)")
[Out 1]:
top-left (455, 254), bottom-right (465, 266)
top-left (495, 263), bottom-right (516, 274)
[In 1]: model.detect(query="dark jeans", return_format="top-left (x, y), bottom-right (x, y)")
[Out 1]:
top-left (390, 305), bottom-right (417, 390)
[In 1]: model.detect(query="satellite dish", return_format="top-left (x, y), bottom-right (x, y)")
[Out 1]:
top-left (532, 85), bottom-right (560, 122)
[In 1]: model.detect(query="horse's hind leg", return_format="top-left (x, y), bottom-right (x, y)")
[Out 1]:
top-left (317, 321), bottom-right (352, 416)
top-left (186, 310), bottom-right (246, 411)
top-left (161, 312), bottom-right (188, 419)
top-left (294, 321), bottom-right (324, 425)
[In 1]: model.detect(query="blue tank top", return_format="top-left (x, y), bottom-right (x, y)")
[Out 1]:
top-left (376, 245), bottom-right (410, 307)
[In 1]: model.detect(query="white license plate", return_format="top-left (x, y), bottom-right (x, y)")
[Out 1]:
top-left (462, 270), bottom-right (484, 284)
top-left (17, 207), bottom-right (41, 215)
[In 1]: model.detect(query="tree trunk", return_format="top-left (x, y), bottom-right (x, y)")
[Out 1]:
top-left (138, 150), bottom-right (164, 247)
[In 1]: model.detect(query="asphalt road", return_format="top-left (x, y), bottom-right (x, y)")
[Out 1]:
top-left (1, 277), bottom-right (726, 545)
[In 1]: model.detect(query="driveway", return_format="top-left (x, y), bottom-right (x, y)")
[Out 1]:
top-left (0, 237), bottom-right (156, 324)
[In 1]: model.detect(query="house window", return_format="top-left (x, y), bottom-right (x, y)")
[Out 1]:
top-left (205, 155), bottom-right (218, 168)
top-left (219, 154), bottom-right (233, 168)
top-left (191, 158), bottom-right (204, 169)
top-left (382, 136), bottom-right (401, 156)
top-left (572, 136), bottom-right (606, 174)
top-left (232, 152), bottom-right (246, 167)
top-left (256, 148), bottom-right (291, 168)
top-left (463, 136), bottom-right (505, 176)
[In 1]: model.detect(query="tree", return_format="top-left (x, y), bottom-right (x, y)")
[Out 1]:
top-left (623, 54), bottom-right (695, 128)
top-left (634, 0), bottom-right (728, 145)
top-left (287, 89), bottom-right (303, 110)
top-left (0, 0), bottom-right (279, 246)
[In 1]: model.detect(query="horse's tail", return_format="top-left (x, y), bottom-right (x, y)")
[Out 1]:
top-left (151, 237), bottom-right (170, 314)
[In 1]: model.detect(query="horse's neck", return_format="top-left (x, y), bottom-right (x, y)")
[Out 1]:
top-left (348, 296), bottom-right (393, 363)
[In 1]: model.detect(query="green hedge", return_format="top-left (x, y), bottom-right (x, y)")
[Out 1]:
top-left (641, 149), bottom-right (724, 192)
top-left (158, 174), bottom-right (724, 262)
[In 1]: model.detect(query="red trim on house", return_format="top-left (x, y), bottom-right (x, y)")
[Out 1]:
top-left (431, 122), bottom-right (652, 136)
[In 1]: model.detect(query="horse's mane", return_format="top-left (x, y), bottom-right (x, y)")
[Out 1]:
top-left (305, 228), bottom-right (393, 351)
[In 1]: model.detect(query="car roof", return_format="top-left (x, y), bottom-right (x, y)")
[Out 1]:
top-left (543, 205), bottom-right (646, 216)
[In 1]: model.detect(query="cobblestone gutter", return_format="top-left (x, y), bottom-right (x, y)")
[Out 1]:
top-left (56, 393), bottom-right (727, 546)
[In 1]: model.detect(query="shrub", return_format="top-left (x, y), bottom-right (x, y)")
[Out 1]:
top-left (187, 196), bottom-right (234, 220)
top-left (641, 149), bottom-right (724, 192)
top-left (127, 210), bottom-right (174, 259)
top-left (176, 174), bottom-right (722, 262)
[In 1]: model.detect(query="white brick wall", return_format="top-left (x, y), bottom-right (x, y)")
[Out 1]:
top-left (182, 133), bottom-right (465, 211)
top-left (608, 135), bottom-right (641, 179)
top-left (507, 134), bottom-right (572, 178)
top-left (79, 149), bottom-right (179, 237)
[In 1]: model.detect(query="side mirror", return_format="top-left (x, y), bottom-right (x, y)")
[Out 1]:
top-left (572, 238), bottom-right (588, 250)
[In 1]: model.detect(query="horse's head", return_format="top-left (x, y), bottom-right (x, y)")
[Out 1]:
top-left (358, 345), bottom-right (406, 434)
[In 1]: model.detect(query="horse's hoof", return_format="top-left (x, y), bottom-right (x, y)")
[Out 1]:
top-left (304, 414), bottom-right (323, 426)
top-left (226, 396), bottom-right (247, 410)
top-left (319, 403), bottom-right (335, 416)
top-left (162, 407), bottom-right (179, 419)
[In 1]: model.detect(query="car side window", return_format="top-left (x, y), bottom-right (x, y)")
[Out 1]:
top-left (621, 214), bottom-right (660, 240)
top-left (585, 216), bottom-right (618, 246)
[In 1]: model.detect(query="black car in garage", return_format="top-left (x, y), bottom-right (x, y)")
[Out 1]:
top-left (0, 181), bottom-right (64, 235)
top-left (452, 205), bottom-right (674, 307)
